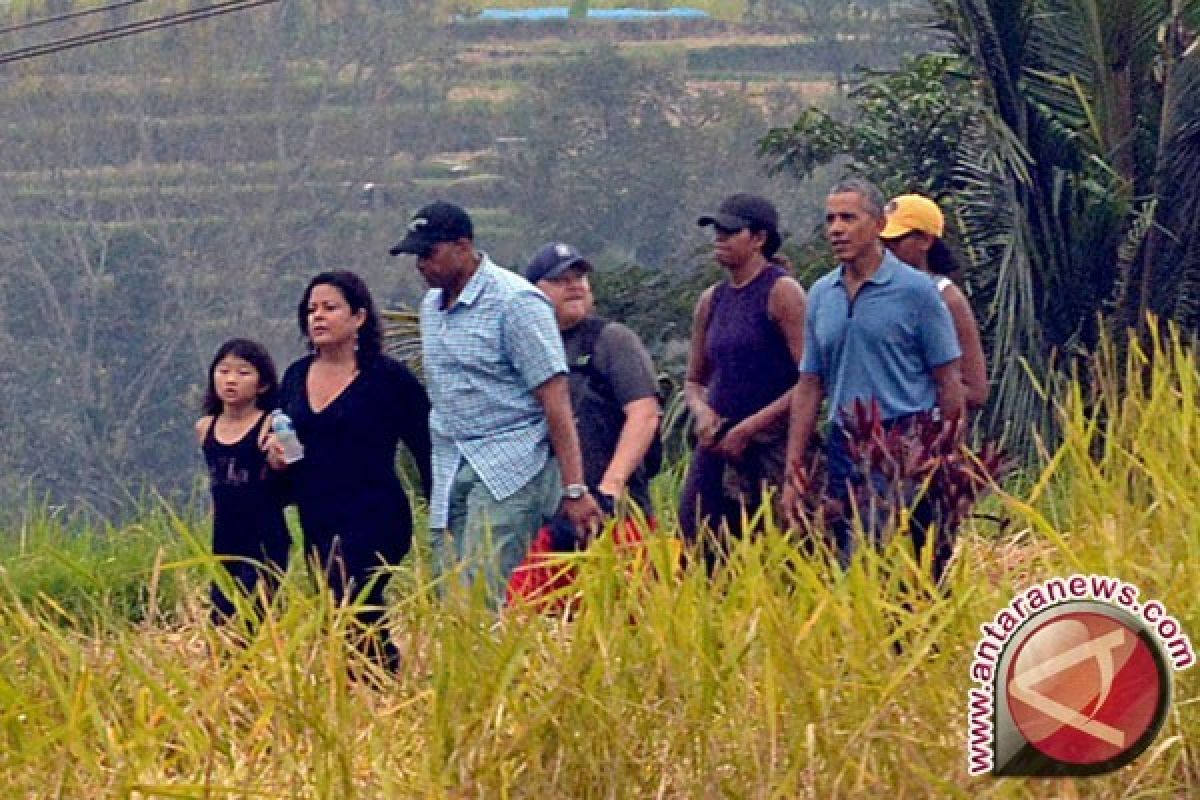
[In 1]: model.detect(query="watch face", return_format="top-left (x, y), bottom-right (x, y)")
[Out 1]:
top-left (564, 485), bottom-right (586, 499)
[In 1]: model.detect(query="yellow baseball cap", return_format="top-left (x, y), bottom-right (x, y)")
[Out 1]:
top-left (881, 194), bottom-right (944, 239)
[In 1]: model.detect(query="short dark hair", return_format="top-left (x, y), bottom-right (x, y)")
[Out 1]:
top-left (202, 338), bottom-right (279, 416)
top-left (296, 270), bottom-right (383, 364)
top-left (927, 238), bottom-right (960, 275)
top-left (828, 178), bottom-right (886, 218)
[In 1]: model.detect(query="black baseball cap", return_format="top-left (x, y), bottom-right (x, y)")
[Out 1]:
top-left (389, 201), bottom-right (474, 256)
top-left (698, 193), bottom-right (782, 256)
top-left (524, 242), bottom-right (592, 284)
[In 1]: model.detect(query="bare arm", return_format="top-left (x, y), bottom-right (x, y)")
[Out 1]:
top-left (785, 372), bottom-right (824, 477)
top-left (723, 278), bottom-right (808, 449)
top-left (534, 373), bottom-right (602, 531)
top-left (780, 372), bottom-right (824, 526)
top-left (597, 396), bottom-right (660, 497)
top-left (941, 284), bottom-right (988, 409)
top-left (195, 416), bottom-right (213, 446)
top-left (684, 286), bottom-right (722, 448)
top-left (534, 374), bottom-right (585, 486)
top-left (932, 359), bottom-right (966, 428)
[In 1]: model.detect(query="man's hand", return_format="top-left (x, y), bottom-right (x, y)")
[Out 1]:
top-left (780, 465), bottom-right (808, 530)
top-left (562, 492), bottom-right (603, 545)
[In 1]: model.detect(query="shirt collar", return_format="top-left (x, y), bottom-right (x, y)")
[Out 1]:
top-left (833, 249), bottom-right (899, 287)
top-left (440, 252), bottom-right (493, 311)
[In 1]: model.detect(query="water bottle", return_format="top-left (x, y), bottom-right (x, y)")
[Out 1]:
top-left (271, 410), bottom-right (305, 464)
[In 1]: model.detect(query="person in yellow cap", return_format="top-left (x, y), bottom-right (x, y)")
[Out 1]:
top-left (881, 194), bottom-right (988, 410)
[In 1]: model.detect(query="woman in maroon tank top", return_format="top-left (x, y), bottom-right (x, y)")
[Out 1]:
top-left (682, 194), bottom-right (807, 570)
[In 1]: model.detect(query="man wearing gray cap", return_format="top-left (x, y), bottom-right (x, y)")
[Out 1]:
top-left (524, 242), bottom-right (661, 519)
top-left (390, 202), bottom-right (601, 606)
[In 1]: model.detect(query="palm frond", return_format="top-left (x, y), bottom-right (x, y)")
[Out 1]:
top-left (1150, 51), bottom-right (1200, 328)
top-left (945, 0), bottom-right (1033, 131)
top-left (951, 107), bottom-right (1060, 460)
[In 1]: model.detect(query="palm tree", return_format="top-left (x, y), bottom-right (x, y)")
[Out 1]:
top-left (933, 0), bottom-right (1199, 452)
top-left (762, 1), bottom-right (1199, 458)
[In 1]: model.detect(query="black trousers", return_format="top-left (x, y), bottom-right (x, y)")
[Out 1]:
top-left (307, 531), bottom-right (405, 672)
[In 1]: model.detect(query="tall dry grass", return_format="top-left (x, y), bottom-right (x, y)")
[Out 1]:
top-left (0, 325), bottom-right (1195, 797)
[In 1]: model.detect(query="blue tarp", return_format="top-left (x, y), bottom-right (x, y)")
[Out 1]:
top-left (477, 7), bottom-right (710, 21)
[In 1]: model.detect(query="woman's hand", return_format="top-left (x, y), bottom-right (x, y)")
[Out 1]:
top-left (715, 419), bottom-right (755, 461)
top-left (262, 433), bottom-right (288, 471)
top-left (693, 403), bottom-right (725, 450)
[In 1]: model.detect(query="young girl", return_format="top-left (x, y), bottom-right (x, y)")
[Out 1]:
top-left (196, 338), bottom-right (291, 623)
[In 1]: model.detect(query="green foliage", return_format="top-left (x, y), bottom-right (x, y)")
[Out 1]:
top-left (759, 3), bottom-right (1200, 464)
top-left (760, 53), bottom-right (976, 197)
top-left (590, 258), bottom-right (717, 364)
top-left (685, 40), bottom-right (904, 75)
top-left (502, 44), bottom-right (696, 265)
top-left (0, 500), bottom-right (192, 624)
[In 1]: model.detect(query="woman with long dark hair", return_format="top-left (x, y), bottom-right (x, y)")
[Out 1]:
top-left (268, 270), bottom-right (432, 671)
top-left (882, 194), bottom-right (988, 410)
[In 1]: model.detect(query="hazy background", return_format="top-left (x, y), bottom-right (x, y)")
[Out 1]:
top-left (0, 1), bottom-right (939, 517)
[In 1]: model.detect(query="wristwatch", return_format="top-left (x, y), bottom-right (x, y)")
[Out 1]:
top-left (562, 483), bottom-right (589, 500)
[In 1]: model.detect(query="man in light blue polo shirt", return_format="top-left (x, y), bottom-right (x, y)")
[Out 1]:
top-left (390, 201), bottom-right (601, 605)
top-left (783, 178), bottom-right (964, 565)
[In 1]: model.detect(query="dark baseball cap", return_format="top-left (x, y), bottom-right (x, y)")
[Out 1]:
top-left (698, 193), bottom-right (783, 255)
top-left (388, 201), bottom-right (474, 256)
top-left (698, 193), bottom-right (779, 231)
top-left (524, 242), bottom-right (592, 284)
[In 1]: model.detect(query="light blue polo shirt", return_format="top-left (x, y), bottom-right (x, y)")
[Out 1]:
top-left (799, 251), bottom-right (961, 422)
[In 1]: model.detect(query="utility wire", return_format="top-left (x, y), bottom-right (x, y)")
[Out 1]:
top-left (0, 0), bottom-right (157, 37)
top-left (0, 0), bottom-right (280, 66)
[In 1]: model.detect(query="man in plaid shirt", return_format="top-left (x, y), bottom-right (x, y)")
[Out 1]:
top-left (391, 201), bottom-right (602, 606)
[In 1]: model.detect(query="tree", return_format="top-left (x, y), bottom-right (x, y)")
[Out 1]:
top-left (761, 1), bottom-right (1200, 457)
top-left (0, 0), bottom-right (454, 516)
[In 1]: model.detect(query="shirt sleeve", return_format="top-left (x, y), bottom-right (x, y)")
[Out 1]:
top-left (915, 279), bottom-right (962, 367)
top-left (382, 358), bottom-right (433, 500)
top-left (502, 290), bottom-right (568, 390)
top-left (595, 322), bottom-right (658, 407)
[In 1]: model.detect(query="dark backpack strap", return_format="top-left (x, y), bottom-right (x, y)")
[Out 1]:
top-left (569, 316), bottom-right (616, 401)
top-left (570, 315), bottom-right (664, 480)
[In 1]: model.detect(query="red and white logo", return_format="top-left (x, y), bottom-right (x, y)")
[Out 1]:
top-left (1005, 609), bottom-right (1164, 768)
top-left (984, 601), bottom-right (1173, 776)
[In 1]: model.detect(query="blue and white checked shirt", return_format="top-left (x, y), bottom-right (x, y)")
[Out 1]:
top-left (420, 254), bottom-right (567, 528)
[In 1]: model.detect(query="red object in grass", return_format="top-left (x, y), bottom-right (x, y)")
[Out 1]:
top-left (506, 517), bottom-right (654, 613)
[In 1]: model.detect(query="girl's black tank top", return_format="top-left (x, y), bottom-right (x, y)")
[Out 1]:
top-left (201, 413), bottom-right (289, 556)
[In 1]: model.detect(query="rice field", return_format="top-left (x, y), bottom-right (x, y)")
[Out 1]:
top-left (0, 326), bottom-right (1196, 797)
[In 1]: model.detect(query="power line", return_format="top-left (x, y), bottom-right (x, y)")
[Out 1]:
top-left (0, 0), bottom-right (157, 37)
top-left (0, 0), bottom-right (280, 66)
